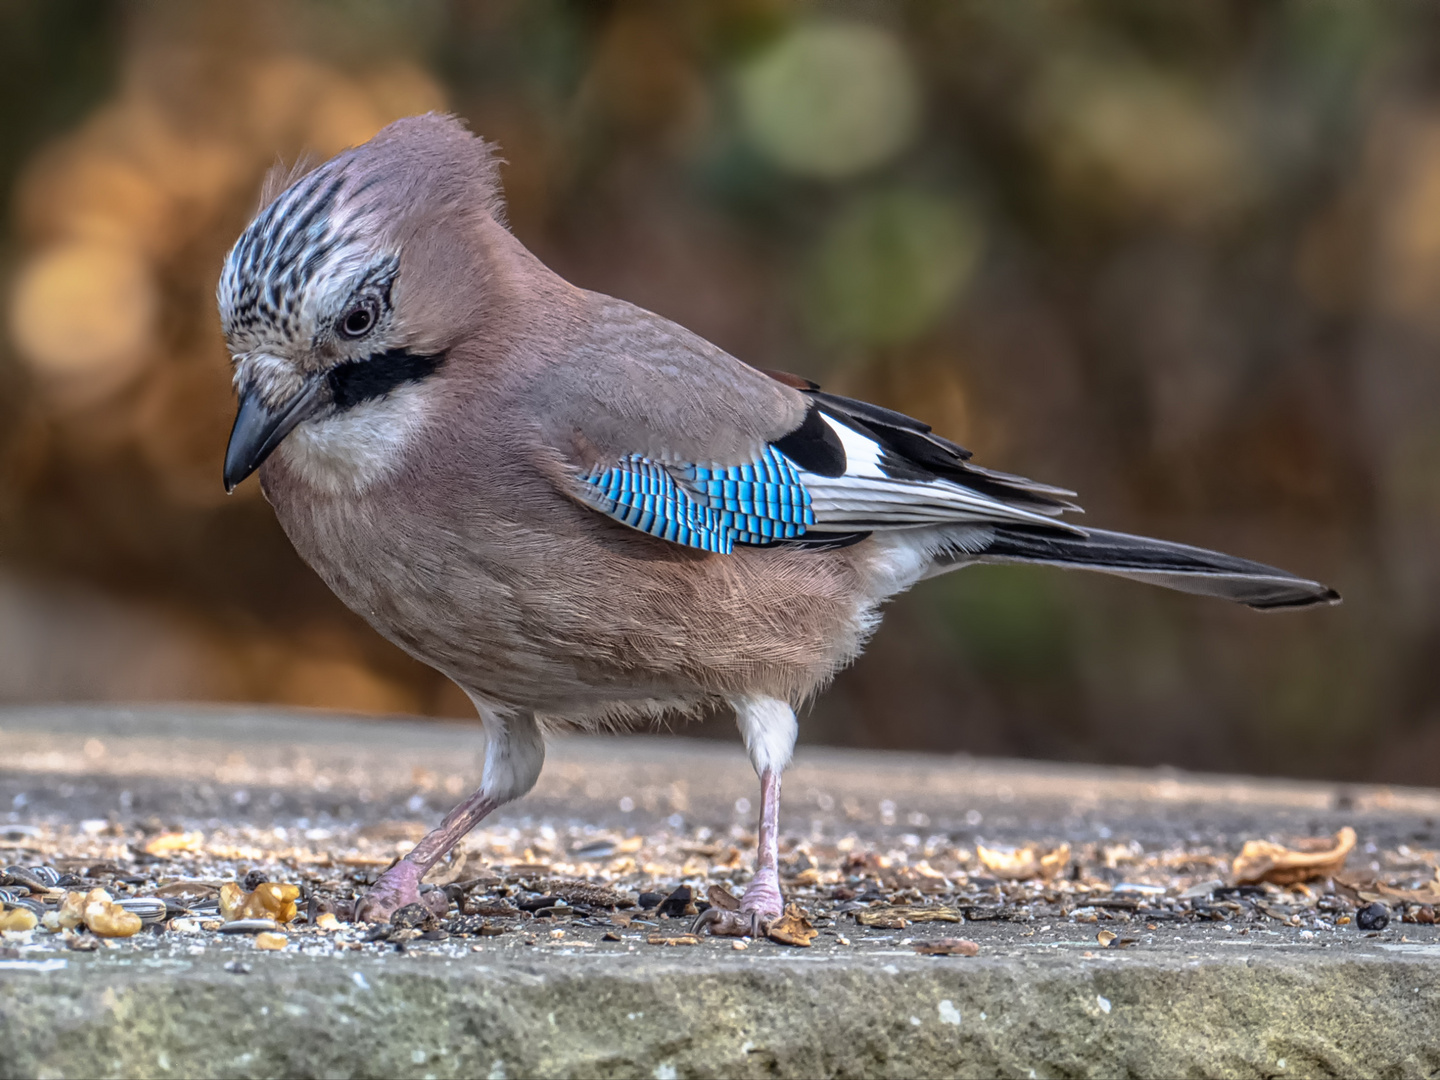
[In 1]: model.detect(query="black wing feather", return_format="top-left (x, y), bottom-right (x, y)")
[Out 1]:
top-left (803, 390), bottom-right (1080, 516)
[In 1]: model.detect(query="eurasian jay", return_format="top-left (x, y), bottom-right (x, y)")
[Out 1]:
top-left (217, 115), bottom-right (1338, 931)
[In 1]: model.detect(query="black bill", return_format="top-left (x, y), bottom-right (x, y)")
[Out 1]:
top-left (223, 379), bottom-right (323, 492)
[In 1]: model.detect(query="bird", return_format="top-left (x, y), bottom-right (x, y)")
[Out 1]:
top-left (217, 114), bottom-right (1339, 931)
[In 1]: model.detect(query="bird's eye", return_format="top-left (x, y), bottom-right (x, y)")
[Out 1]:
top-left (338, 301), bottom-right (377, 339)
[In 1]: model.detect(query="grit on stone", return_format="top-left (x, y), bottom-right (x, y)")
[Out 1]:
top-left (2, 705), bottom-right (1440, 1079)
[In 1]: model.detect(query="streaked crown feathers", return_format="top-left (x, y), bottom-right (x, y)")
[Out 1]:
top-left (217, 113), bottom-right (505, 370)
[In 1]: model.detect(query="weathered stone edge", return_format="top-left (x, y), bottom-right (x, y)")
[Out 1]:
top-left (3, 950), bottom-right (1439, 1079)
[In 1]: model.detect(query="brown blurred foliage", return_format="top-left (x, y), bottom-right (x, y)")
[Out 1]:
top-left (0, 1), bottom-right (1432, 783)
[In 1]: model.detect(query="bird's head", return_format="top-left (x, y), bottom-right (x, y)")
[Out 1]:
top-left (217, 113), bottom-right (503, 493)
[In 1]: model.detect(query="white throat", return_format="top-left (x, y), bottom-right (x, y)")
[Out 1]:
top-left (278, 381), bottom-right (430, 496)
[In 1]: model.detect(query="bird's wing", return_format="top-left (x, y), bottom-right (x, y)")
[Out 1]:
top-left (537, 296), bottom-right (810, 470)
top-left (556, 308), bottom-right (1086, 554)
top-left (575, 444), bottom-right (817, 555)
top-left (781, 382), bottom-right (1082, 533)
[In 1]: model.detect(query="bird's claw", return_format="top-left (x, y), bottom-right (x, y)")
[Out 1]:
top-left (694, 867), bottom-right (784, 937)
top-left (354, 859), bottom-right (449, 924)
top-left (692, 906), bottom-right (766, 937)
top-left (692, 902), bottom-right (780, 938)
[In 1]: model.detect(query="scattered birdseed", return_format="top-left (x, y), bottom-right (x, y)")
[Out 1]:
top-left (0, 815), bottom-right (1431, 965)
top-left (254, 932), bottom-right (288, 950)
top-left (143, 832), bottom-right (203, 856)
top-left (444, 916), bottom-right (507, 937)
top-left (390, 903), bottom-right (441, 931)
top-left (913, 937), bottom-right (979, 956)
top-left (536, 880), bottom-right (634, 909)
top-left (218, 919), bottom-right (280, 934)
top-left (82, 890), bottom-right (142, 938)
top-left (220, 881), bottom-right (300, 923)
top-left (0, 908), bottom-right (37, 933)
top-left (767, 905), bottom-right (818, 947)
top-left (976, 842), bottom-right (1071, 881)
top-left (1232, 828), bottom-right (1356, 886)
top-left (855, 905), bottom-right (964, 927)
top-left (655, 885), bottom-right (697, 918)
top-left (1356, 902), bottom-right (1390, 931)
top-left (461, 897), bottom-right (520, 918)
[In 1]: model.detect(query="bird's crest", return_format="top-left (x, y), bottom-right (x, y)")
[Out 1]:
top-left (218, 113), bottom-right (504, 354)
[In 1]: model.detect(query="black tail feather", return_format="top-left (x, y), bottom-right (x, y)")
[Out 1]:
top-left (976, 527), bottom-right (1340, 611)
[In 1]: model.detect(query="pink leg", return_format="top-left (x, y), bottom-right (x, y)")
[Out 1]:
top-left (354, 788), bottom-right (497, 923)
top-left (355, 704), bottom-right (544, 924)
top-left (742, 768), bottom-right (784, 918)
top-left (697, 768), bottom-right (784, 936)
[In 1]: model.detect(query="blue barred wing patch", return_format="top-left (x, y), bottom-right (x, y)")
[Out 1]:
top-left (579, 446), bottom-right (814, 553)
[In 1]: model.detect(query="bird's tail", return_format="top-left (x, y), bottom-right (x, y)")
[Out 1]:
top-left (940, 526), bottom-right (1340, 611)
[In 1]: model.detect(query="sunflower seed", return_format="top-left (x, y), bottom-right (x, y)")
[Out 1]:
top-left (2, 867), bottom-right (54, 893)
top-left (115, 898), bottom-right (168, 925)
top-left (217, 919), bottom-right (279, 934)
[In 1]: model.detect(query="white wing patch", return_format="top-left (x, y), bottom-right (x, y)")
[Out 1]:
top-left (798, 413), bottom-right (1085, 535)
top-left (819, 413), bottom-right (887, 479)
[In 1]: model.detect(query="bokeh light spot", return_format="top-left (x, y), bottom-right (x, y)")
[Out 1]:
top-left (738, 20), bottom-right (920, 180)
top-left (1029, 57), bottom-right (1249, 224)
top-left (10, 241), bottom-right (155, 396)
top-left (807, 189), bottom-right (981, 347)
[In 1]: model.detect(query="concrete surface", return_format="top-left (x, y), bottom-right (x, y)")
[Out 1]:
top-left (5, 940), bottom-right (1440, 1079)
top-left (2, 705), bottom-right (1439, 1079)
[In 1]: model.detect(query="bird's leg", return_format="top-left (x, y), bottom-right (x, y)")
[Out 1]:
top-left (356, 703), bottom-right (544, 923)
top-left (354, 788), bottom-right (498, 922)
top-left (696, 768), bottom-right (786, 936)
top-left (697, 696), bottom-right (795, 937)
top-left (743, 767), bottom-right (785, 919)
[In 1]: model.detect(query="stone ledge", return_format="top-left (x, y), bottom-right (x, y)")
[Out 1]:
top-left (4, 944), bottom-right (1440, 1078)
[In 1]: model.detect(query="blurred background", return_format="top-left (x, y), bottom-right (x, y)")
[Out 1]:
top-left (0, 1), bottom-right (1431, 783)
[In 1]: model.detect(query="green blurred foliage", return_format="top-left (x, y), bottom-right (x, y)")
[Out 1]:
top-left (929, 566), bottom-right (1076, 685)
top-left (736, 19), bottom-right (920, 181)
top-left (0, 0), bottom-right (1436, 784)
top-left (806, 189), bottom-right (981, 347)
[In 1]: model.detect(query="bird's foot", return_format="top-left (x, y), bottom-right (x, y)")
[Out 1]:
top-left (693, 871), bottom-right (783, 937)
top-left (354, 859), bottom-right (448, 924)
